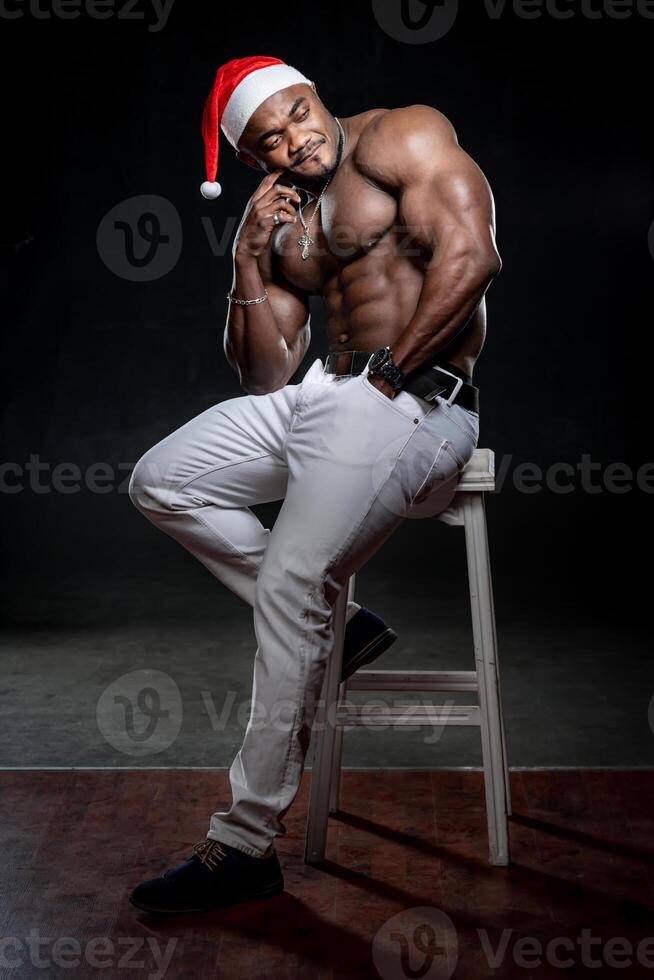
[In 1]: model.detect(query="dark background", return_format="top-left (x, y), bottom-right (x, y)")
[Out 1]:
top-left (1, 1), bottom-right (652, 766)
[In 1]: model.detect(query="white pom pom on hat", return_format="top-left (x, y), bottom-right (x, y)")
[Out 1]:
top-left (200, 181), bottom-right (222, 200)
top-left (200, 56), bottom-right (312, 200)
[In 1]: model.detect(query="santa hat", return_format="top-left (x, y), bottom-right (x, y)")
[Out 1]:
top-left (200, 56), bottom-right (313, 200)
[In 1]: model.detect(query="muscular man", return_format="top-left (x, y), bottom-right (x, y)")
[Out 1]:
top-left (128, 56), bottom-right (501, 914)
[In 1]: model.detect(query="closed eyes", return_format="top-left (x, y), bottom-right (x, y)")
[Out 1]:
top-left (264, 108), bottom-right (311, 150)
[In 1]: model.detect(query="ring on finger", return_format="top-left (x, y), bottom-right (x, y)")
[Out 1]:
top-left (272, 212), bottom-right (281, 226)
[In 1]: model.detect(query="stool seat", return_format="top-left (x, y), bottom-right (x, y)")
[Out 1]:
top-left (456, 447), bottom-right (495, 487)
top-left (436, 448), bottom-right (495, 525)
top-left (304, 446), bottom-right (511, 868)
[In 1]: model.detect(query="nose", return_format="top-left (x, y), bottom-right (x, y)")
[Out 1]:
top-left (288, 125), bottom-right (312, 159)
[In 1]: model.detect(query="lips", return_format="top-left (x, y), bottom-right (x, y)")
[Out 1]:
top-left (299, 141), bottom-right (323, 165)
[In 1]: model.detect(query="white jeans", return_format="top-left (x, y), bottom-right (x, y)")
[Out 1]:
top-left (128, 355), bottom-right (479, 857)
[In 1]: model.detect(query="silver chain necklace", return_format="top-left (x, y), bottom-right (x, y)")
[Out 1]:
top-left (296, 117), bottom-right (345, 261)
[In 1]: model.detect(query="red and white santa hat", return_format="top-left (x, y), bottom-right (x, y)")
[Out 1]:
top-left (200, 56), bottom-right (313, 200)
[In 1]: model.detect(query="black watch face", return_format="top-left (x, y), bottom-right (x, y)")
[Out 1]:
top-left (369, 348), bottom-right (390, 372)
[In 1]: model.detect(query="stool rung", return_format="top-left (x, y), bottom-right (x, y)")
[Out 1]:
top-left (334, 703), bottom-right (481, 727)
top-left (345, 669), bottom-right (478, 692)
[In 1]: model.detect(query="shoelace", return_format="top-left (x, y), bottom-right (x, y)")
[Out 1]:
top-left (193, 838), bottom-right (228, 871)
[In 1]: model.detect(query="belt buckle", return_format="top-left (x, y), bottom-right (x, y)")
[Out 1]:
top-left (422, 383), bottom-right (447, 403)
top-left (431, 366), bottom-right (463, 406)
top-left (323, 351), bottom-right (356, 376)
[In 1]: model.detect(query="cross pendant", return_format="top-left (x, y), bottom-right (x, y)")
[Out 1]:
top-left (298, 232), bottom-right (314, 260)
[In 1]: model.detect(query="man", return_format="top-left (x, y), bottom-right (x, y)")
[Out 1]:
top-left (128, 55), bottom-right (501, 914)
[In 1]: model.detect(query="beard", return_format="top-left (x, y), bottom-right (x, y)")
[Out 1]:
top-left (312, 154), bottom-right (340, 182)
top-left (286, 150), bottom-right (337, 187)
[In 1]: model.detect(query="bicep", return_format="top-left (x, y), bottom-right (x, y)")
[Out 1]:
top-left (251, 242), bottom-right (311, 377)
top-left (399, 147), bottom-right (498, 259)
top-left (224, 209), bottom-right (312, 379)
top-left (259, 245), bottom-right (312, 366)
top-left (376, 107), bottom-right (498, 259)
top-left (266, 281), bottom-right (312, 370)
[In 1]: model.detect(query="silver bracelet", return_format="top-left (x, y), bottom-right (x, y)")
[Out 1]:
top-left (226, 289), bottom-right (269, 306)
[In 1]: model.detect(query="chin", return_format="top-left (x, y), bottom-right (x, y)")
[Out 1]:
top-left (321, 159), bottom-right (340, 180)
top-left (293, 141), bottom-right (337, 181)
top-left (311, 152), bottom-right (339, 181)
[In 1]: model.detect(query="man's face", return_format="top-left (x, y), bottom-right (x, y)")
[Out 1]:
top-left (237, 83), bottom-right (338, 183)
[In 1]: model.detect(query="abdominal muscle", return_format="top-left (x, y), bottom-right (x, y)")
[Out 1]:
top-left (321, 250), bottom-right (486, 380)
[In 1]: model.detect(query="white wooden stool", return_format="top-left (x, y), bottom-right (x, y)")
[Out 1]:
top-left (304, 448), bottom-right (511, 867)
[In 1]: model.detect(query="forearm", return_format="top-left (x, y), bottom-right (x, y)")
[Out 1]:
top-left (225, 254), bottom-right (291, 393)
top-left (392, 251), bottom-right (500, 377)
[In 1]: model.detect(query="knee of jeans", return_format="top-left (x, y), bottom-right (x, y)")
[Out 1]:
top-left (128, 453), bottom-right (180, 514)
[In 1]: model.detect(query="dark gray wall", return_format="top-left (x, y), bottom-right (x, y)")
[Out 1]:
top-left (1, 1), bottom-right (651, 627)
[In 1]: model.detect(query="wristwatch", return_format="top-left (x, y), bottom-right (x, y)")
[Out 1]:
top-left (367, 346), bottom-right (406, 393)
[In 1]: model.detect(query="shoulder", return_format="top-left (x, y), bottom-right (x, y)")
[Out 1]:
top-left (358, 104), bottom-right (458, 147)
top-left (354, 105), bottom-right (459, 186)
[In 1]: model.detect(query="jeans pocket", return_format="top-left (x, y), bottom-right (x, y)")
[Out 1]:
top-left (285, 380), bottom-right (315, 443)
top-left (443, 439), bottom-right (467, 470)
top-left (359, 372), bottom-right (430, 425)
top-left (437, 399), bottom-right (479, 440)
top-left (409, 438), bottom-right (461, 508)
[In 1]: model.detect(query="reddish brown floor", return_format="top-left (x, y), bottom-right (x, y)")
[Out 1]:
top-left (0, 770), bottom-right (652, 979)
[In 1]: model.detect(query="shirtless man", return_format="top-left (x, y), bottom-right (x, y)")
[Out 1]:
top-left (128, 57), bottom-right (501, 915)
top-left (226, 90), bottom-right (497, 395)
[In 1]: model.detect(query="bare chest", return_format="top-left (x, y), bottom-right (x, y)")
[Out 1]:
top-left (271, 168), bottom-right (398, 293)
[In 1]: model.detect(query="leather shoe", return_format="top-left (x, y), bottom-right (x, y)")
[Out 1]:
top-left (341, 607), bottom-right (397, 682)
top-left (129, 838), bottom-right (284, 914)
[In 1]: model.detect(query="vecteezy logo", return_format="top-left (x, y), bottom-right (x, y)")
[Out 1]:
top-left (372, 0), bottom-right (459, 43)
top-left (96, 194), bottom-right (182, 281)
top-left (96, 669), bottom-right (183, 756)
top-left (372, 906), bottom-right (458, 980)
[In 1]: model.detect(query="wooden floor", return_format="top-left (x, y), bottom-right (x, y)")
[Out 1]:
top-left (0, 770), bottom-right (652, 979)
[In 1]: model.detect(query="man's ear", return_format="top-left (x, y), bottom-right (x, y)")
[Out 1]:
top-left (235, 149), bottom-right (264, 172)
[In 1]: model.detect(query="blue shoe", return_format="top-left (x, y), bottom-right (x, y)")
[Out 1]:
top-left (128, 838), bottom-right (284, 914)
top-left (341, 607), bottom-right (398, 682)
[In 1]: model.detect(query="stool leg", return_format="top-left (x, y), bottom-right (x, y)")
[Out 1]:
top-left (328, 574), bottom-right (356, 814)
top-left (462, 492), bottom-right (510, 866)
top-left (490, 569), bottom-right (512, 816)
top-left (304, 576), bottom-right (350, 864)
top-left (470, 512), bottom-right (512, 816)
top-left (328, 682), bottom-right (346, 814)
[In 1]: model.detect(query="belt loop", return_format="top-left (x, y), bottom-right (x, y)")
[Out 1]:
top-left (445, 376), bottom-right (463, 407)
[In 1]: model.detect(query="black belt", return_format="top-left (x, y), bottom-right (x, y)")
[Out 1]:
top-left (323, 350), bottom-right (479, 413)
